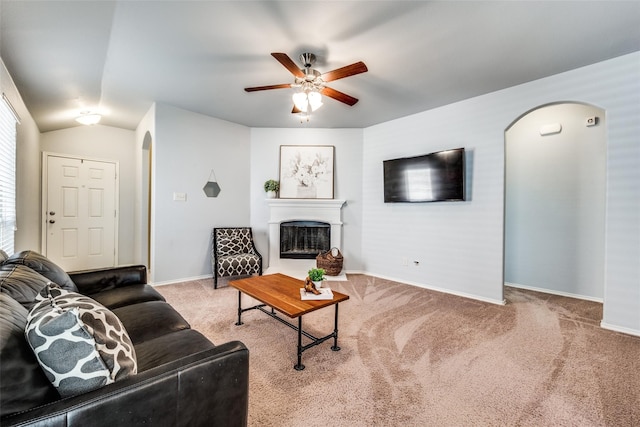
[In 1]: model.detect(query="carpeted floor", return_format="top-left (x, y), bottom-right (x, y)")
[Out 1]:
top-left (157, 274), bottom-right (640, 426)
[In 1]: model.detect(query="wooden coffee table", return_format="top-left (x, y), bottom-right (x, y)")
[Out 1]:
top-left (229, 273), bottom-right (349, 370)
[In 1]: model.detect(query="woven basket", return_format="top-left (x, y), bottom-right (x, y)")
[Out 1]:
top-left (316, 247), bottom-right (344, 276)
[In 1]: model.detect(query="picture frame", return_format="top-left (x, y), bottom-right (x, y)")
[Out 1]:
top-left (279, 145), bottom-right (334, 199)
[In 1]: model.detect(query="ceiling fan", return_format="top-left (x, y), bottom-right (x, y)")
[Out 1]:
top-left (244, 52), bottom-right (368, 117)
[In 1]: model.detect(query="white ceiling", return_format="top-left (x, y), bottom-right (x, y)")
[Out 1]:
top-left (1, 1), bottom-right (639, 132)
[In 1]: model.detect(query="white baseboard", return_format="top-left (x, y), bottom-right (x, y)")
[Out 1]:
top-left (504, 282), bottom-right (603, 303)
top-left (152, 274), bottom-right (212, 287)
top-left (362, 271), bottom-right (506, 305)
top-left (151, 273), bottom-right (602, 307)
top-left (600, 321), bottom-right (640, 337)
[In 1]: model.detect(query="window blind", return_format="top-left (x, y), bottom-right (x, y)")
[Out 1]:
top-left (0, 95), bottom-right (17, 254)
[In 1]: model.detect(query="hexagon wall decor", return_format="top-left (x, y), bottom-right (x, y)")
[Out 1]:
top-left (203, 181), bottom-right (221, 197)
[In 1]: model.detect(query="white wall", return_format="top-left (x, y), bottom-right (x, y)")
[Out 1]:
top-left (40, 125), bottom-right (137, 264)
top-left (1, 58), bottom-right (41, 253)
top-left (362, 52), bottom-right (640, 334)
top-left (363, 102), bottom-right (505, 304)
top-left (134, 103), bottom-right (156, 267)
top-left (152, 103), bottom-right (251, 283)
top-left (600, 54), bottom-right (640, 336)
top-left (249, 128), bottom-right (364, 272)
top-left (505, 103), bottom-right (606, 300)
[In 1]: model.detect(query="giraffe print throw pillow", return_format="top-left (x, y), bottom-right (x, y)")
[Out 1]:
top-left (25, 284), bottom-right (137, 397)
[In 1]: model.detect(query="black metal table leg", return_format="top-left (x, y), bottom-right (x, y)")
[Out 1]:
top-left (235, 291), bottom-right (243, 326)
top-left (331, 303), bottom-right (341, 351)
top-left (232, 288), bottom-right (345, 370)
top-left (294, 316), bottom-right (305, 371)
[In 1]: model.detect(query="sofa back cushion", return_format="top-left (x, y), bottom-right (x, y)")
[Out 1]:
top-left (5, 250), bottom-right (77, 292)
top-left (0, 264), bottom-right (54, 311)
top-left (0, 249), bottom-right (8, 265)
top-left (25, 284), bottom-right (137, 398)
top-left (0, 293), bottom-right (58, 416)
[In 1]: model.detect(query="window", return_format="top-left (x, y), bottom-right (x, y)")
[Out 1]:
top-left (0, 94), bottom-right (18, 254)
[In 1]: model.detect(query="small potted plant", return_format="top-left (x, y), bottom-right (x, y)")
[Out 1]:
top-left (308, 268), bottom-right (326, 288)
top-left (264, 179), bottom-right (279, 198)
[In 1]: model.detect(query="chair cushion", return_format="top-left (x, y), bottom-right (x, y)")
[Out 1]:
top-left (0, 293), bottom-right (58, 416)
top-left (216, 253), bottom-right (261, 278)
top-left (134, 329), bottom-right (216, 373)
top-left (5, 250), bottom-right (77, 292)
top-left (112, 301), bottom-right (190, 345)
top-left (215, 229), bottom-right (253, 257)
top-left (89, 284), bottom-right (165, 310)
top-left (25, 284), bottom-right (137, 398)
top-left (0, 264), bottom-right (54, 311)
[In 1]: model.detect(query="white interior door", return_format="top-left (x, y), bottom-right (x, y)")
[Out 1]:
top-left (44, 154), bottom-right (118, 271)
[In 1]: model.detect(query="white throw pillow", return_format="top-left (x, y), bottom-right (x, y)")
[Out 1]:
top-left (25, 284), bottom-right (137, 397)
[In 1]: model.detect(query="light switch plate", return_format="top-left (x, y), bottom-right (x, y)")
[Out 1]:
top-left (173, 192), bottom-right (187, 201)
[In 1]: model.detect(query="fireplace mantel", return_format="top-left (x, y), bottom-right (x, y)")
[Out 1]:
top-left (266, 199), bottom-right (346, 278)
top-left (267, 199), bottom-right (346, 223)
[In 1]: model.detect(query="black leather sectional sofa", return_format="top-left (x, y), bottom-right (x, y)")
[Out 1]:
top-left (0, 250), bottom-right (249, 427)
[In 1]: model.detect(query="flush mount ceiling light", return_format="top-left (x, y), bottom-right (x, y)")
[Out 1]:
top-left (75, 111), bottom-right (101, 125)
top-left (244, 52), bottom-right (367, 122)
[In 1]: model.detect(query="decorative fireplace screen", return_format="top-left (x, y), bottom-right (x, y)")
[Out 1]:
top-left (280, 220), bottom-right (330, 259)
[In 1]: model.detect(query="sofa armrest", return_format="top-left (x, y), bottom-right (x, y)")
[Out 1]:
top-left (1, 341), bottom-right (249, 427)
top-left (69, 265), bottom-right (148, 294)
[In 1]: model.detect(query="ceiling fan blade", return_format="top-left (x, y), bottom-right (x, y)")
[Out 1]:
top-left (321, 61), bottom-right (368, 82)
top-left (321, 87), bottom-right (359, 106)
top-left (271, 52), bottom-right (305, 78)
top-left (244, 83), bottom-right (292, 92)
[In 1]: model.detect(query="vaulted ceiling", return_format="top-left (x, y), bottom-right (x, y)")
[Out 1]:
top-left (1, 1), bottom-right (639, 132)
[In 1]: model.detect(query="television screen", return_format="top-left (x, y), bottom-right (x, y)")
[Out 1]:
top-left (383, 148), bottom-right (465, 203)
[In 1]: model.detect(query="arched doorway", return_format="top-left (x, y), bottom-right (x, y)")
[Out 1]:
top-left (504, 102), bottom-right (606, 301)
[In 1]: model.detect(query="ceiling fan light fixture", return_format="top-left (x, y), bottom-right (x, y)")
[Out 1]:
top-left (245, 52), bottom-right (366, 120)
top-left (76, 111), bottom-right (101, 125)
top-left (292, 92), bottom-right (308, 112)
top-left (308, 91), bottom-right (323, 111)
top-left (292, 89), bottom-right (323, 115)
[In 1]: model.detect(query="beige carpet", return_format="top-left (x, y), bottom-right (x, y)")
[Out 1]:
top-left (157, 274), bottom-right (640, 426)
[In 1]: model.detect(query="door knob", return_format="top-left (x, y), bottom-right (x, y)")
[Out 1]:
top-left (49, 211), bottom-right (55, 215)
top-left (49, 220), bottom-right (55, 224)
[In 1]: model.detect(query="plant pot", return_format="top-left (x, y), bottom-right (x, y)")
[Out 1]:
top-left (266, 191), bottom-right (277, 199)
top-left (312, 280), bottom-right (322, 289)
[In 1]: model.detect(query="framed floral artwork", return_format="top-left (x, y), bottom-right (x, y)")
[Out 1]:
top-left (279, 145), bottom-right (334, 199)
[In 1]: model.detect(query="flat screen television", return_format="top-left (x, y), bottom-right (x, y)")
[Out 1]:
top-left (383, 148), bottom-right (465, 203)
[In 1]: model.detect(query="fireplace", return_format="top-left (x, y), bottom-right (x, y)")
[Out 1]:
top-left (280, 221), bottom-right (330, 259)
top-left (266, 199), bottom-right (346, 277)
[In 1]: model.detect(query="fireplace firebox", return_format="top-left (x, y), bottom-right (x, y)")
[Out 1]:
top-left (280, 221), bottom-right (330, 259)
